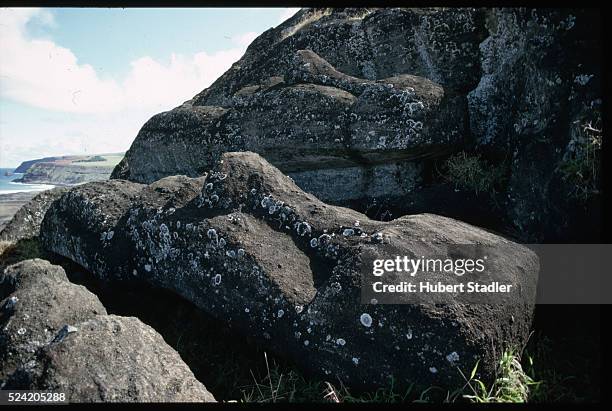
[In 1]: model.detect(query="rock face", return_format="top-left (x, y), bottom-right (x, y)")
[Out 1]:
top-left (0, 187), bottom-right (69, 242)
top-left (0, 259), bottom-right (215, 402)
top-left (466, 9), bottom-right (602, 241)
top-left (43, 152), bottom-right (538, 389)
top-left (111, 8), bottom-right (601, 242)
top-left (111, 8), bottom-right (485, 197)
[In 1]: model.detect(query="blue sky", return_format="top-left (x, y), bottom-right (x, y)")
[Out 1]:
top-left (0, 7), bottom-right (300, 167)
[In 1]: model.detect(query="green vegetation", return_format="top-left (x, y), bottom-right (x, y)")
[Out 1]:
top-left (443, 151), bottom-right (505, 196)
top-left (460, 352), bottom-right (539, 403)
top-left (559, 121), bottom-right (601, 202)
top-left (74, 155), bottom-right (107, 163)
top-left (522, 332), bottom-right (600, 402)
top-left (240, 349), bottom-right (542, 403)
top-left (70, 153), bottom-right (124, 168)
top-left (235, 329), bottom-right (599, 404)
top-left (72, 154), bottom-right (123, 167)
top-left (241, 353), bottom-right (328, 403)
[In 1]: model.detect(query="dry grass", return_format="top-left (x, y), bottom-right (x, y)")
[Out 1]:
top-left (280, 9), bottom-right (332, 40)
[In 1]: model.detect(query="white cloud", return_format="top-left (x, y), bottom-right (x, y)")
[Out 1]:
top-left (0, 8), bottom-right (253, 114)
top-left (278, 8), bottom-right (301, 23)
top-left (0, 108), bottom-right (152, 167)
top-left (0, 8), bottom-right (264, 167)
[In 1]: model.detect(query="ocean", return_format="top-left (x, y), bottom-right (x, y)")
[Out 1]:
top-left (0, 168), bottom-right (55, 195)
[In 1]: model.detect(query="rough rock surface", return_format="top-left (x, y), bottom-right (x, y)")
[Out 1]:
top-left (0, 259), bottom-right (107, 382)
top-left (466, 8), bottom-right (602, 240)
top-left (43, 152), bottom-right (538, 389)
top-left (111, 8), bottom-right (484, 197)
top-left (0, 188), bottom-right (69, 242)
top-left (111, 8), bottom-right (601, 242)
top-left (0, 259), bottom-right (215, 402)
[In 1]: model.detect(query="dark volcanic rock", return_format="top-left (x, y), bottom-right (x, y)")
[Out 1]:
top-left (0, 188), bottom-right (69, 242)
top-left (11, 315), bottom-right (215, 402)
top-left (40, 180), bottom-right (145, 278)
top-left (467, 9), bottom-right (602, 241)
top-left (0, 259), bottom-right (107, 382)
top-left (44, 152), bottom-right (538, 389)
top-left (111, 7), bottom-right (601, 242)
top-left (0, 259), bottom-right (215, 402)
top-left (111, 8), bottom-right (484, 198)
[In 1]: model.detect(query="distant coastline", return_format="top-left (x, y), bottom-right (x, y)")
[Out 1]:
top-left (10, 152), bottom-right (124, 186)
top-left (2, 180), bottom-right (56, 194)
top-left (0, 169), bottom-right (56, 230)
top-left (0, 152), bottom-right (124, 229)
top-left (0, 169), bottom-right (56, 195)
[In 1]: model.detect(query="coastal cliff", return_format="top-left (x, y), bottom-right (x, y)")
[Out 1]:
top-left (14, 153), bottom-right (124, 186)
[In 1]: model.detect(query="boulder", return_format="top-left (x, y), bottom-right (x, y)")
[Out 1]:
top-left (0, 259), bottom-right (107, 382)
top-left (0, 187), bottom-right (69, 242)
top-left (0, 259), bottom-right (215, 402)
top-left (43, 152), bottom-right (538, 389)
top-left (10, 315), bottom-right (216, 403)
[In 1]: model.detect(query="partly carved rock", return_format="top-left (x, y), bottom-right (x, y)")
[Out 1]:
top-left (467, 9), bottom-right (602, 241)
top-left (44, 152), bottom-right (538, 389)
top-left (111, 8), bottom-right (485, 204)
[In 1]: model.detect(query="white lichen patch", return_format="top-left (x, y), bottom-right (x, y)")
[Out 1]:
top-left (360, 313), bottom-right (373, 327)
top-left (406, 328), bottom-right (413, 340)
top-left (446, 351), bottom-right (460, 364)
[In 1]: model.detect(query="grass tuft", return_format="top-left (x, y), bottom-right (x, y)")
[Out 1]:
top-left (240, 347), bottom-right (552, 404)
top-left (444, 151), bottom-right (505, 196)
top-left (559, 120), bottom-right (601, 202)
top-left (240, 353), bottom-right (327, 403)
top-left (459, 351), bottom-right (540, 403)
